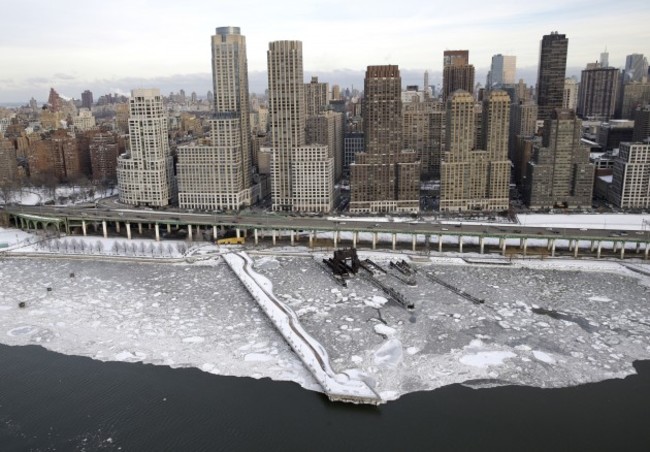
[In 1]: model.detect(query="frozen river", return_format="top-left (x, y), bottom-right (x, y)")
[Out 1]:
top-left (1, 249), bottom-right (650, 401)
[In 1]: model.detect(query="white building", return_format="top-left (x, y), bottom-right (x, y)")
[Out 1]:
top-left (268, 40), bottom-right (334, 212)
top-left (72, 108), bottom-right (96, 131)
top-left (610, 142), bottom-right (650, 208)
top-left (116, 88), bottom-right (176, 207)
top-left (177, 26), bottom-right (257, 211)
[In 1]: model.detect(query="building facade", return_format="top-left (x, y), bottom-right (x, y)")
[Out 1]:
top-left (402, 100), bottom-right (444, 177)
top-left (116, 88), bottom-right (176, 207)
top-left (537, 32), bottom-right (569, 120)
top-left (609, 142), bottom-right (650, 208)
top-left (89, 133), bottom-right (120, 183)
top-left (634, 105), bottom-right (650, 143)
top-left (563, 77), bottom-right (579, 110)
top-left (177, 26), bottom-right (256, 211)
top-left (525, 109), bottom-right (594, 208)
top-left (487, 54), bottom-right (516, 89)
top-left (350, 65), bottom-right (420, 213)
top-left (440, 90), bottom-right (510, 212)
top-left (577, 65), bottom-right (619, 120)
top-left (268, 40), bottom-right (333, 212)
top-left (442, 50), bottom-right (475, 102)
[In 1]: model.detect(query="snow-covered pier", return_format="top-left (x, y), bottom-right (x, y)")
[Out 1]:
top-left (222, 251), bottom-right (383, 405)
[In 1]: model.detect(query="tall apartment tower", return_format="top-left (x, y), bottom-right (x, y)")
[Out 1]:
top-left (577, 64), bottom-right (619, 120)
top-left (536, 32), bottom-right (569, 120)
top-left (442, 50), bottom-right (475, 102)
top-left (304, 76), bottom-right (330, 117)
top-left (609, 143), bottom-right (650, 208)
top-left (349, 65), bottom-right (420, 213)
top-left (402, 101), bottom-right (444, 177)
top-left (268, 40), bottom-right (333, 212)
top-left (440, 90), bottom-right (510, 212)
top-left (116, 88), bottom-right (176, 207)
top-left (177, 26), bottom-right (256, 210)
top-left (524, 109), bottom-right (594, 208)
top-left (488, 54), bottom-right (516, 89)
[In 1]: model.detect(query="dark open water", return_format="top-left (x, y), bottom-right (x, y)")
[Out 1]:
top-left (1, 344), bottom-right (649, 451)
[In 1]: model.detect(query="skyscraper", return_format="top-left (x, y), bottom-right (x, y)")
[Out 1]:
top-left (577, 64), bottom-right (619, 120)
top-left (350, 65), bottom-right (420, 213)
top-left (440, 90), bottom-right (510, 212)
top-left (488, 54), bottom-right (516, 89)
top-left (624, 54), bottom-right (649, 82)
top-left (536, 32), bottom-right (568, 120)
top-left (442, 50), bottom-right (475, 102)
top-left (177, 26), bottom-right (257, 210)
top-left (525, 109), bottom-right (594, 208)
top-left (116, 88), bottom-right (176, 207)
top-left (268, 40), bottom-right (333, 212)
top-left (304, 76), bottom-right (330, 117)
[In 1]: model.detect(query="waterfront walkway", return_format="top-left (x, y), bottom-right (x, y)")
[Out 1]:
top-left (222, 251), bottom-right (382, 405)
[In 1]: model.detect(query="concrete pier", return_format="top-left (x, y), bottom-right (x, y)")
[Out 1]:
top-left (223, 252), bottom-right (382, 405)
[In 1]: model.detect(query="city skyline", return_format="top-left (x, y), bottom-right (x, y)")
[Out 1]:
top-left (1, 0), bottom-right (649, 102)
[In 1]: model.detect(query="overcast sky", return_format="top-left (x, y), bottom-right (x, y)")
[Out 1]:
top-left (1, 0), bottom-right (649, 103)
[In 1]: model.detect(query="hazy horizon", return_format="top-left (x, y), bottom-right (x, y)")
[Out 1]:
top-left (1, 0), bottom-right (648, 103)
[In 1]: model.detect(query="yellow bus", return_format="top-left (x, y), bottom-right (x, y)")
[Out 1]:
top-left (217, 237), bottom-right (245, 245)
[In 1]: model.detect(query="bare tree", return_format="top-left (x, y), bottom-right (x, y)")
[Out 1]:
top-left (138, 242), bottom-right (147, 256)
top-left (111, 241), bottom-right (120, 255)
top-left (96, 241), bottom-right (104, 254)
top-left (166, 244), bottom-right (174, 257)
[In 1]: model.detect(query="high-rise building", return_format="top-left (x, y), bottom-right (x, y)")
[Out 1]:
top-left (634, 105), bottom-right (650, 143)
top-left (81, 90), bottom-right (93, 109)
top-left (440, 90), bottom-right (510, 212)
top-left (442, 50), bottom-right (475, 102)
top-left (116, 88), bottom-right (175, 207)
top-left (620, 80), bottom-right (650, 119)
top-left (267, 40), bottom-right (333, 212)
top-left (609, 143), bottom-right (650, 208)
top-left (305, 110), bottom-right (344, 181)
top-left (177, 26), bottom-right (257, 210)
top-left (563, 77), bottom-right (579, 110)
top-left (402, 100), bottom-right (444, 177)
top-left (343, 132), bottom-right (364, 172)
top-left (625, 54), bottom-right (649, 82)
top-left (89, 133), bottom-right (120, 183)
top-left (600, 49), bottom-right (609, 68)
top-left (350, 65), bottom-right (420, 213)
top-left (509, 100), bottom-right (538, 185)
top-left (488, 54), bottom-right (516, 89)
top-left (304, 76), bottom-right (330, 117)
top-left (525, 109), bottom-right (594, 208)
top-left (536, 32), bottom-right (569, 120)
top-left (577, 64), bottom-right (619, 120)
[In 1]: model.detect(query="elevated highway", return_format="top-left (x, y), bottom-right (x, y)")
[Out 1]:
top-left (4, 204), bottom-right (650, 259)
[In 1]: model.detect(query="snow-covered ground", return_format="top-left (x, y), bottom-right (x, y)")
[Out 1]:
top-left (2, 220), bottom-right (650, 402)
top-left (517, 213), bottom-right (650, 230)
